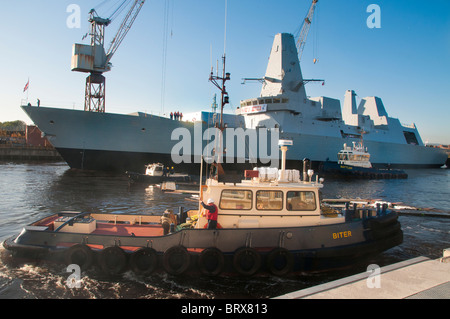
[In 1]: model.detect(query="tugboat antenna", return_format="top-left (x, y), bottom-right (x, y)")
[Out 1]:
top-left (209, 0), bottom-right (231, 131)
top-left (223, 0), bottom-right (228, 56)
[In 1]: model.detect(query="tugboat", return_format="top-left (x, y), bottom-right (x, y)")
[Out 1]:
top-left (2, 140), bottom-right (403, 277)
top-left (126, 163), bottom-right (191, 184)
top-left (321, 141), bottom-right (408, 179)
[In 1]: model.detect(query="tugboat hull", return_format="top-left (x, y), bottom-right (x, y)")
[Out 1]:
top-left (321, 162), bottom-right (408, 179)
top-left (3, 210), bottom-right (402, 276)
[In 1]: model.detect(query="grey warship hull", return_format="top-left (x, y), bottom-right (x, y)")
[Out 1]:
top-left (21, 104), bottom-right (447, 174)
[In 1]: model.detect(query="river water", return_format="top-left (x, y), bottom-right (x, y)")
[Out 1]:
top-left (0, 162), bottom-right (449, 299)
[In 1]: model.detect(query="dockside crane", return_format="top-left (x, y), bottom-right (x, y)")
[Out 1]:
top-left (295, 0), bottom-right (318, 61)
top-left (71, 0), bottom-right (146, 113)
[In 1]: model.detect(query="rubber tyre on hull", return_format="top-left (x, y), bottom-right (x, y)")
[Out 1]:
top-left (98, 246), bottom-right (128, 276)
top-left (369, 213), bottom-right (398, 229)
top-left (371, 222), bottom-right (402, 240)
top-left (233, 247), bottom-right (261, 276)
top-left (163, 246), bottom-right (191, 276)
top-left (266, 248), bottom-right (294, 276)
top-left (198, 248), bottom-right (225, 276)
top-left (130, 248), bottom-right (158, 276)
top-left (64, 244), bottom-right (94, 270)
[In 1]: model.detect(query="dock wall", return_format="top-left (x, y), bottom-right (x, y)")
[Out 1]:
top-left (275, 251), bottom-right (450, 299)
top-left (0, 145), bottom-right (62, 161)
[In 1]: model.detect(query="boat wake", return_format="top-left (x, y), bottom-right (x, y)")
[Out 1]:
top-left (0, 244), bottom-right (330, 299)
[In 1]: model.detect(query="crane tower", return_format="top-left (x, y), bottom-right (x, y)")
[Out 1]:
top-left (296, 0), bottom-right (318, 61)
top-left (71, 0), bottom-right (145, 113)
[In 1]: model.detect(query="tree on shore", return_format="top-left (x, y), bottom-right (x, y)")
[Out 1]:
top-left (0, 121), bottom-right (26, 132)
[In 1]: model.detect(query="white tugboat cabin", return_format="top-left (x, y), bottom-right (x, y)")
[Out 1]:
top-left (196, 140), bottom-right (342, 229)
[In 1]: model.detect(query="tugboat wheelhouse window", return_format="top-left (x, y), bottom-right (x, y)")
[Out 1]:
top-left (256, 190), bottom-right (283, 211)
top-left (286, 191), bottom-right (316, 211)
top-left (220, 190), bottom-right (253, 210)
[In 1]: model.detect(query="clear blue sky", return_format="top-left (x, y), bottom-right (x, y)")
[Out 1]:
top-left (1, 0), bottom-right (449, 144)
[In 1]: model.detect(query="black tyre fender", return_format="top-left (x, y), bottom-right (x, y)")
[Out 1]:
top-left (64, 244), bottom-right (94, 270)
top-left (130, 248), bottom-right (158, 276)
top-left (266, 248), bottom-right (294, 276)
top-left (98, 246), bottom-right (128, 275)
top-left (369, 212), bottom-right (398, 229)
top-left (163, 246), bottom-right (191, 275)
top-left (233, 247), bottom-right (261, 276)
top-left (198, 247), bottom-right (225, 276)
top-left (371, 222), bottom-right (402, 240)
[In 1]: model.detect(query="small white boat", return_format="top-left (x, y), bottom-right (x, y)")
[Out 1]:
top-left (126, 163), bottom-right (191, 184)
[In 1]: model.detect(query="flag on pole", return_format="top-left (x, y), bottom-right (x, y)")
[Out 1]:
top-left (23, 79), bottom-right (30, 92)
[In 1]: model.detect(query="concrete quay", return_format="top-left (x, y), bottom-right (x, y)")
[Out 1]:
top-left (275, 249), bottom-right (450, 299)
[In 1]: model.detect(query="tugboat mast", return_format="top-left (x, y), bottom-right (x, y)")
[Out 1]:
top-left (209, 55), bottom-right (230, 130)
top-left (209, 0), bottom-right (230, 131)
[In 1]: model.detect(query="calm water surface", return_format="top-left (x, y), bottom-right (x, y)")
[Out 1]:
top-left (0, 162), bottom-right (449, 299)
